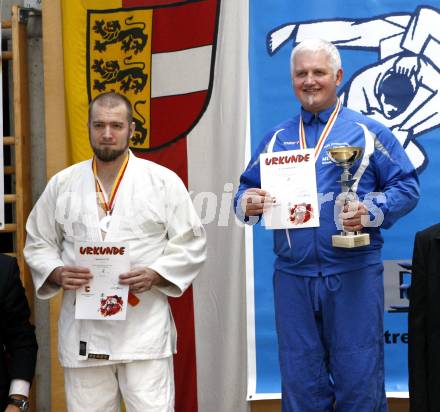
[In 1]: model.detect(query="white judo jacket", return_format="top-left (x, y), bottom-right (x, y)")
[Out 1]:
top-left (24, 152), bottom-right (206, 367)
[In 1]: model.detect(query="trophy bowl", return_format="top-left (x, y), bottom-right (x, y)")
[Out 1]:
top-left (327, 146), bottom-right (363, 167)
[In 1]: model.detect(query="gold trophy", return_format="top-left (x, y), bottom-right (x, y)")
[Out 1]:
top-left (327, 146), bottom-right (370, 248)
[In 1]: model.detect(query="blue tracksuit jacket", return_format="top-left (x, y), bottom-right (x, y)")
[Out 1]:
top-left (234, 103), bottom-right (419, 276)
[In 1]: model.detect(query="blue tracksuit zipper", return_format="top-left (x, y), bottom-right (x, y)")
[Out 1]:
top-left (311, 114), bottom-right (323, 274)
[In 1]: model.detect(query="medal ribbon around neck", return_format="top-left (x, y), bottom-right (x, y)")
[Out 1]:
top-left (92, 153), bottom-right (140, 307)
top-left (92, 153), bottom-right (130, 218)
top-left (299, 98), bottom-right (341, 161)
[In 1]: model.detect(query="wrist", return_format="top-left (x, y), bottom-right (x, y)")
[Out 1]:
top-left (7, 395), bottom-right (29, 412)
top-left (48, 267), bottom-right (62, 286)
top-left (9, 395), bottom-right (27, 400)
top-left (152, 272), bottom-right (171, 287)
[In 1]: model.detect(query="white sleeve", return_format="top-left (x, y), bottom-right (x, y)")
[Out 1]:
top-left (24, 176), bottom-right (65, 299)
top-left (9, 379), bottom-right (30, 397)
top-left (149, 175), bottom-right (207, 297)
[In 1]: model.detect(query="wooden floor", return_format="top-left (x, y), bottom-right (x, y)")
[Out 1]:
top-left (251, 398), bottom-right (409, 411)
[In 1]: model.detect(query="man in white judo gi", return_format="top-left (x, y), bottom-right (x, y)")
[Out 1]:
top-left (24, 92), bottom-right (207, 412)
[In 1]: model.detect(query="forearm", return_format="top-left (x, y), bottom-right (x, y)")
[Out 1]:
top-left (377, 177), bottom-right (419, 228)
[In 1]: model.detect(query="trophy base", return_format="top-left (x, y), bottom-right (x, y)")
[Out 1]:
top-left (332, 233), bottom-right (370, 248)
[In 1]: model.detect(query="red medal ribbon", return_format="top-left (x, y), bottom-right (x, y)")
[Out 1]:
top-left (92, 153), bottom-right (139, 306)
top-left (299, 98), bottom-right (341, 161)
top-left (92, 153), bottom-right (130, 216)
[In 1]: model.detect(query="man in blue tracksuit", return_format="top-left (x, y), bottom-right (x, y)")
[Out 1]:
top-left (234, 39), bottom-right (419, 411)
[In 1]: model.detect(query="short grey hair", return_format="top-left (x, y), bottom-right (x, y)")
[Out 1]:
top-left (290, 38), bottom-right (341, 76)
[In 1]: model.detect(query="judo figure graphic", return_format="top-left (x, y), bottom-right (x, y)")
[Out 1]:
top-left (268, 5), bottom-right (440, 172)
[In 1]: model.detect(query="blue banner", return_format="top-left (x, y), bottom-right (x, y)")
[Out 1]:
top-left (248, 0), bottom-right (440, 398)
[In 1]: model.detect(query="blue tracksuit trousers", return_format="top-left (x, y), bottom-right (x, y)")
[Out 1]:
top-left (273, 264), bottom-right (387, 412)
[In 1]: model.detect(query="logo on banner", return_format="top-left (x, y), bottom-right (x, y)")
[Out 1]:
top-left (87, 0), bottom-right (220, 151)
top-left (93, 17), bottom-right (148, 54)
top-left (267, 5), bottom-right (440, 172)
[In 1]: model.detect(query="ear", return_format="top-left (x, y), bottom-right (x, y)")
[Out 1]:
top-left (335, 68), bottom-right (343, 86)
top-left (129, 121), bottom-right (135, 137)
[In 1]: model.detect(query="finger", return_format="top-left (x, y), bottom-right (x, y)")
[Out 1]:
top-left (130, 280), bottom-right (153, 292)
top-left (62, 273), bottom-right (93, 284)
top-left (246, 194), bottom-right (267, 204)
top-left (63, 277), bottom-right (91, 290)
top-left (119, 268), bottom-right (147, 278)
top-left (246, 206), bottom-right (265, 216)
top-left (64, 266), bottom-right (91, 273)
top-left (249, 188), bottom-right (269, 197)
top-left (246, 199), bottom-right (265, 213)
top-left (119, 275), bottom-right (140, 285)
top-left (119, 272), bottom-right (135, 280)
top-left (343, 204), bottom-right (368, 217)
top-left (343, 220), bottom-right (359, 229)
top-left (244, 189), bottom-right (258, 197)
top-left (247, 196), bottom-right (265, 207)
top-left (245, 189), bottom-right (271, 200)
top-left (343, 217), bottom-right (364, 230)
top-left (342, 200), bottom-right (360, 211)
top-left (65, 270), bottom-right (93, 277)
top-left (249, 196), bottom-right (272, 207)
top-left (340, 210), bottom-right (358, 220)
top-left (60, 276), bottom-right (90, 289)
top-left (119, 272), bottom-right (150, 286)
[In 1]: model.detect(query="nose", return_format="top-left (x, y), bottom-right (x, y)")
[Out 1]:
top-left (102, 125), bottom-right (113, 139)
top-left (304, 73), bottom-right (315, 85)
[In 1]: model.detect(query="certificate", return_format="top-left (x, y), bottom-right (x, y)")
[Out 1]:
top-left (260, 149), bottom-right (319, 229)
top-left (75, 241), bottom-right (130, 320)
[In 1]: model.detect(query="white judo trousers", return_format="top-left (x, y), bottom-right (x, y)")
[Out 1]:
top-left (64, 357), bottom-right (174, 412)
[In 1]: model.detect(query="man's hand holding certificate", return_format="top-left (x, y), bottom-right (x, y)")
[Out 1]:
top-left (260, 149), bottom-right (320, 229)
top-left (75, 241), bottom-right (130, 320)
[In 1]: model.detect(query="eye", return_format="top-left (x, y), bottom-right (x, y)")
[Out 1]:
top-left (314, 70), bottom-right (327, 76)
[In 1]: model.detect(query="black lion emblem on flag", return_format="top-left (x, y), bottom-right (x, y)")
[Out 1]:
top-left (92, 56), bottom-right (148, 94)
top-left (93, 16), bottom-right (148, 54)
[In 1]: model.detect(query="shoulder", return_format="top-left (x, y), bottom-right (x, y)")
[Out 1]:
top-left (47, 160), bottom-right (91, 186)
top-left (257, 117), bottom-right (298, 151)
top-left (416, 223), bottom-right (440, 242)
top-left (339, 106), bottom-right (390, 134)
top-left (268, 117), bottom-right (298, 137)
top-left (0, 254), bottom-right (16, 275)
top-left (131, 155), bottom-right (184, 187)
top-left (31, 161), bottom-right (92, 207)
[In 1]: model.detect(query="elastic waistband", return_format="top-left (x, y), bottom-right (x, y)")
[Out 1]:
top-left (274, 255), bottom-right (382, 277)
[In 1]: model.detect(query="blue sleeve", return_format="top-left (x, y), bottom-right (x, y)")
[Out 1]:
top-left (370, 127), bottom-right (420, 229)
top-left (234, 131), bottom-right (274, 224)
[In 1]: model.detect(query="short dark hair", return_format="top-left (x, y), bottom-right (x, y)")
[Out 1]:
top-left (88, 92), bottom-right (133, 125)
